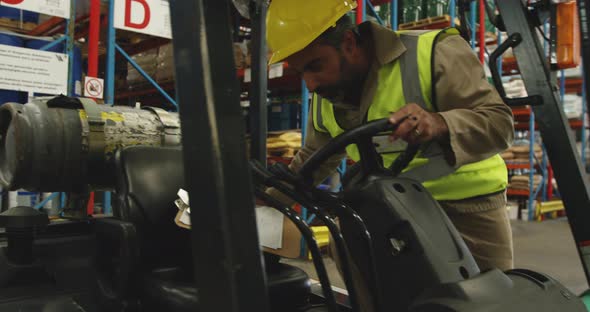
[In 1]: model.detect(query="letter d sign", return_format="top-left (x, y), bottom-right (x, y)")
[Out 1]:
top-left (124, 0), bottom-right (150, 29)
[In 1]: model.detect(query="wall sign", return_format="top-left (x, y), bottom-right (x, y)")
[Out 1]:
top-left (0, 0), bottom-right (71, 19)
top-left (114, 0), bottom-right (172, 39)
top-left (0, 44), bottom-right (68, 96)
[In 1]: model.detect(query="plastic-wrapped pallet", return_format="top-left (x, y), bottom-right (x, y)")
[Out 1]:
top-left (127, 48), bottom-right (158, 87)
top-left (508, 174), bottom-right (543, 191)
top-left (562, 94), bottom-right (583, 119)
top-left (155, 43), bottom-right (176, 83)
top-left (505, 144), bottom-right (543, 164)
top-left (267, 131), bottom-right (302, 157)
top-left (234, 41), bottom-right (248, 69)
top-left (503, 79), bottom-right (528, 98)
top-left (131, 40), bottom-right (249, 87)
top-left (500, 150), bottom-right (515, 161)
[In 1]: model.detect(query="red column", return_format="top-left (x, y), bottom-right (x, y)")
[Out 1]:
top-left (356, 0), bottom-right (364, 25)
top-left (87, 0), bottom-right (101, 215)
top-left (88, 0), bottom-right (100, 78)
top-left (547, 165), bottom-right (554, 200)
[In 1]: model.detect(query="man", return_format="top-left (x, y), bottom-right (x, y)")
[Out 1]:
top-left (265, 0), bottom-right (514, 308)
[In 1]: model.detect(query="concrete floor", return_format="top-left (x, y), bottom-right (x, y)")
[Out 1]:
top-left (285, 218), bottom-right (589, 295)
top-left (512, 219), bottom-right (588, 295)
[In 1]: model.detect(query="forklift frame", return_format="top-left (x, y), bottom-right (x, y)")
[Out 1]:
top-left (496, 0), bottom-right (590, 285)
top-left (169, 1), bottom-right (271, 311)
top-left (167, 0), bottom-right (590, 310)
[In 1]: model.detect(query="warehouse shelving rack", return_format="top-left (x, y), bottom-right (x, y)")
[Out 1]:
top-left (503, 9), bottom-right (588, 221)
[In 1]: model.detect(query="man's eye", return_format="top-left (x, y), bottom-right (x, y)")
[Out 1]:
top-left (308, 61), bottom-right (322, 72)
top-left (305, 59), bottom-right (322, 73)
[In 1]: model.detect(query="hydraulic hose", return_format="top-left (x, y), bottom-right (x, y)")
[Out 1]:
top-left (254, 189), bottom-right (340, 312)
top-left (251, 160), bottom-right (362, 311)
top-left (268, 162), bottom-right (382, 309)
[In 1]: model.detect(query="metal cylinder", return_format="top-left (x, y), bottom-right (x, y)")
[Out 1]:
top-left (0, 96), bottom-right (181, 192)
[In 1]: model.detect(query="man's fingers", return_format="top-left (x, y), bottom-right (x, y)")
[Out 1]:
top-left (391, 118), bottom-right (435, 144)
top-left (389, 111), bottom-right (409, 125)
top-left (389, 104), bottom-right (415, 124)
top-left (389, 103), bottom-right (425, 142)
top-left (391, 117), bottom-right (417, 141)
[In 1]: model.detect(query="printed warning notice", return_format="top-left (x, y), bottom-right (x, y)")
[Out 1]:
top-left (84, 76), bottom-right (104, 99)
top-left (0, 44), bottom-right (68, 95)
top-left (0, 0), bottom-right (71, 19)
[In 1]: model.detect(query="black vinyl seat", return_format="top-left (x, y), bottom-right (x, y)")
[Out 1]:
top-left (94, 146), bottom-right (311, 312)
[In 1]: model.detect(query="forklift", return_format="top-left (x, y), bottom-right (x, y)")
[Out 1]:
top-left (169, 0), bottom-right (590, 310)
top-left (0, 0), bottom-right (588, 311)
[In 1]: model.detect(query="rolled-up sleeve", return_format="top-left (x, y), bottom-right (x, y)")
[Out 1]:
top-left (434, 35), bottom-right (514, 167)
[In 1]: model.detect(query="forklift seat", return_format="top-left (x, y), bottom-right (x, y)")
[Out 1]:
top-left (94, 146), bottom-right (312, 312)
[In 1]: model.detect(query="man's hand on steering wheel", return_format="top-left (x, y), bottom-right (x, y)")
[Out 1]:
top-left (388, 103), bottom-right (449, 145)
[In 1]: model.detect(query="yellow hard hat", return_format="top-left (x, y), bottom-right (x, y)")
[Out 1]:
top-left (266, 0), bottom-right (357, 64)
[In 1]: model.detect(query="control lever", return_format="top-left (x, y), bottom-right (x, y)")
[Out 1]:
top-left (251, 160), bottom-right (381, 311)
top-left (255, 189), bottom-right (340, 312)
top-left (268, 162), bottom-right (305, 188)
top-left (251, 160), bottom-right (363, 311)
top-left (389, 144), bottom-right (420, 176)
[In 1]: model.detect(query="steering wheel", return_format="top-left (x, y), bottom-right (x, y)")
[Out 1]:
top-left (298, 118), bottom-right (420, 186)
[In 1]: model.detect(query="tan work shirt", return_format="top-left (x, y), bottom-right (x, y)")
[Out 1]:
top-left (270, 22), bottom-right (514, 212)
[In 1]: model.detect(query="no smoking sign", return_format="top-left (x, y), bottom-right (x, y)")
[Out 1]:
top-left (84, 77), bottom-right (104, 99)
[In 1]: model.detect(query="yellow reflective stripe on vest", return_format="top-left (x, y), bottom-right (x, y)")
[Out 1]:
top-left (312, 94), bottom-right (329, 133)
top-left (396, 28), bottom-right (460, 110)
top-left (311, 28), bottom-right (507, 200)
top-left (422, 154), bottom-right (507, 200)
top-left (368, 60), bottom-right (405, 124)
top-left (417, 31), bottom-right (437, 109)
top-left (317, 97), bottom-right (362, 158)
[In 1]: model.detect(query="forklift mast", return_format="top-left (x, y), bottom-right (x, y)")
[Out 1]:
top-left (169, 1), bottom-right (271, 311)
top-left (495, 0), bottom-right (590, 285)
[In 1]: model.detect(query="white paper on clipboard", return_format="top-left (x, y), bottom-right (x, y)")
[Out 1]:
top-left (255, 206), bottom-right (284, 249)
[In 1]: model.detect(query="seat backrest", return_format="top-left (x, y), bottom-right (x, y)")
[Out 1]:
top-left (113, 146), bottom-right (191, 270)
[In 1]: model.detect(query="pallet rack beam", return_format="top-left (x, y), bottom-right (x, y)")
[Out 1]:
top-left (115, 44), bottom-right (177, 108)
top-left (366, 1), bottom-right (384, 25)
top-left (27, 16), bottom-right (63, 36)
top-left (39, 36), bottom-right (66, 52)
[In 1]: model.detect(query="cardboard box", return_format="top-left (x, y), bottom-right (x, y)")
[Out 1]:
top-left (263, 216), bottom-right (302, 259)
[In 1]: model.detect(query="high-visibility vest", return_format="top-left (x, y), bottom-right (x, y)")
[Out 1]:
top-left (312, 28), bottom-right (507, 201)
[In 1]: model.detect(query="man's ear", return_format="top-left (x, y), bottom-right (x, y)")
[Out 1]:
top-left (341, 30), bottom-right (358, 58)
